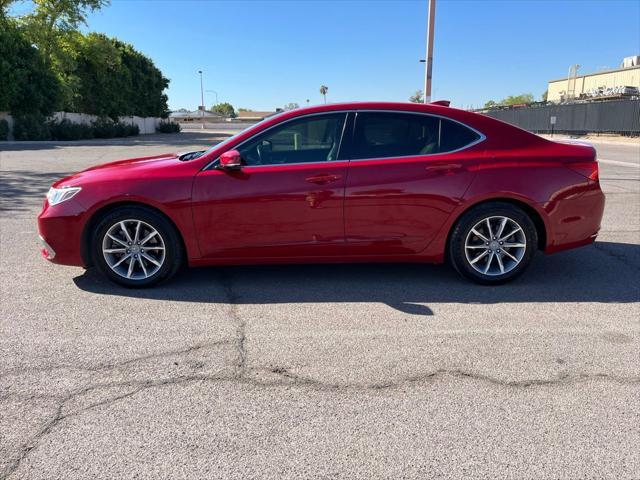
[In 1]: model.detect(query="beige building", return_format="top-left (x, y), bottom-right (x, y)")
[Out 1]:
top-left (547, 56), bottom-right (640, 102)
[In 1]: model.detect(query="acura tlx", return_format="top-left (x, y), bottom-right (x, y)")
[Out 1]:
top-left (38, 101), bottom-right (604, 287)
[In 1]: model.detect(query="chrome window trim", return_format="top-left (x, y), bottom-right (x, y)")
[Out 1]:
top-left (203, 109), bottom-right (486, 170)
top-left (349, 110), bottom-right (486, 162)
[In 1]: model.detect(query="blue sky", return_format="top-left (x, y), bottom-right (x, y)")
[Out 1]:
top-left (13, 0), bottom-right (640, 111)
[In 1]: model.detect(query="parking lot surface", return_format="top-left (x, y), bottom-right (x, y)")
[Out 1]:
top-left (1, 132), bottom-right (639, 479)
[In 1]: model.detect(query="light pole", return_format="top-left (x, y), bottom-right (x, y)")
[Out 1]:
top-left (423, 0), bottom-right (436, 104)
top-left (198, 70), bottom-right (205, 129)
top-left (206, 90), bottom-right (219, 105)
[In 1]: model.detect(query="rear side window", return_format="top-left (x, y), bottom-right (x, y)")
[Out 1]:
top-left (352, 112), bottom-right (481, 160)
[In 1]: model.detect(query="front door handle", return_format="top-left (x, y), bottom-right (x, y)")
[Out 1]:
top-left (305, 173), bottom-right (342, 185)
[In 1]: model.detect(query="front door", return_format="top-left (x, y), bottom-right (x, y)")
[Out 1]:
top-left (192, 112), bottom-right (349, 259)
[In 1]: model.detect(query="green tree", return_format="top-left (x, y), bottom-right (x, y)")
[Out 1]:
top-left (409, 90), bottom-right (424, 103)
top-left (0, 0), bottom-right (17, 17)
top-left (501, 93), bottom-right (534, 105)
top-left (319, 85), bottom-right (328, 104)
top-left (541, 90), bottom-right (548, 102)
top-left (20, 0), bottom-right (110, 111)
top-left (1, 1), bottom-right (169, 120)
top-left (0, 17), bottom-right (60, 115)
top-left (283, 102), bottom-right (299, 110)
top-left (23, 0), bottom-right (109, 62)
top-left (484, 93), bottom-right (534, 109)
top-left (211, 102), bottom-right (235, 117)
top-left (72, 34), bottom-right (169, 118)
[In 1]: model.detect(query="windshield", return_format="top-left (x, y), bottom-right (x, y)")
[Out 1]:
top-left (202, 115), bottom-right (284, 157)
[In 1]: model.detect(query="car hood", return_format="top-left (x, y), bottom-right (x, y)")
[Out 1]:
top-left (52, 153), bottom-right (181, 188)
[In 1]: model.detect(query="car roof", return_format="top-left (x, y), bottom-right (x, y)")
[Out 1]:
top-left (274, 101), bottom-right (547, 149)
top-left (280, 101), bottom-right (452, 115)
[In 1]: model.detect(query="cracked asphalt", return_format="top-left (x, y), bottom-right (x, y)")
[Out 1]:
top-left (1, 133), bottom-right (639, 479)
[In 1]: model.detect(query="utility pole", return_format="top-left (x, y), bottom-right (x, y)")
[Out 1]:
top-left (566, 64), bottom-right (580, 102)
top-left (423, 0), bottom-right (436, 104)
top-left (198, 70), bottom-right (205, 129)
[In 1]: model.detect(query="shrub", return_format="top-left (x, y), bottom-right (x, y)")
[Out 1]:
top-left (125, 123), bottom-right (140, 136)
top-left (93, 118), bottom-right (140, 138)
top-left (114, 122), bottom-right (139, 137)
top-left (10, 116), bottom-right (142, 141)
top-left (12, 114), bottom-right (51, 140)
top-left (48, 119), bottom-right (94, 141)
top-left (0, 119), bottom-right (9, 141)
top-left (92, 117), bottom-right (117, 138)
top-left (156, 121), bottom-right (180, 133)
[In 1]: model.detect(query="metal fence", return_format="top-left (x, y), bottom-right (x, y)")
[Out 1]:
top-left (483, 99), bottom-right (640, 135)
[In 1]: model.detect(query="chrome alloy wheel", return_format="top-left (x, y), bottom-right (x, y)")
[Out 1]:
top-left (102, 219), bottom-right (166, 280)
top-left (464, 216), bottom-right (527, 276)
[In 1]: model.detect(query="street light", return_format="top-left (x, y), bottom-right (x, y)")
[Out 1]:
top-left (206, 90), bottom-right (219, 105)
top-left (198, 70), bottom-right (205, 129)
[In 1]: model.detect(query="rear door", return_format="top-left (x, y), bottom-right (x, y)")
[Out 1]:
top-left (344, 111), bottom-right (485, 255)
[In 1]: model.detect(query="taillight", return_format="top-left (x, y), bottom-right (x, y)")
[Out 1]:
top-left (567, 161), bottom-right (599, 181)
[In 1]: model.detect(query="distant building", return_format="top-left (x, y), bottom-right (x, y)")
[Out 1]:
top-left (169, 109), bottom-right (225, 123)
top-left (547, 56), bottom-right (640, 102)
top-left (232, 111), bottom-right (278, 122)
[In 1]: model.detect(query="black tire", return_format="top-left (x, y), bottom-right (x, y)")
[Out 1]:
top-left (91, 206), bottom-right (183, 287)
top-left (448, 202), bottom-right (538, 285)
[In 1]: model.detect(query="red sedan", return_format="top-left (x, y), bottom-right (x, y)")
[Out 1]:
top-left (38, 102), bottom-right (604, 286)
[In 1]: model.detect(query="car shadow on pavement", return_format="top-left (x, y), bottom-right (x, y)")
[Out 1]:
top-left (73, 242), bottom-right (640, 315)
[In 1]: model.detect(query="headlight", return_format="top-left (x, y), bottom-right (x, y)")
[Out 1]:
top-left (46, 186), bottom-right (81, 206)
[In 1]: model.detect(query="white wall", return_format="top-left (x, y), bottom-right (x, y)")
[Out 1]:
top-left (0, 111), bottom-right (165, 139)
top-left (0, 111), bottom-right (15, 140)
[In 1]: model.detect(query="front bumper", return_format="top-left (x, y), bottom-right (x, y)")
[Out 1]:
top-left (37, 198), bottom-right (88, 267)
top-left (38, 235), bottom-right (56, 260)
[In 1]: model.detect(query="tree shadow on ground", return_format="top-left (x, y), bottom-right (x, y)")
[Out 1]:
top-left (0, 132), bottom-right (231, 152)
top-left (74, 242), bottom-right (640, 315)
top-left (0, 170), bottom-right (71, 213)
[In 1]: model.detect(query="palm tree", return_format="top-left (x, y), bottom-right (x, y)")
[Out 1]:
top-left (319, 85), bottom-right (328, 104)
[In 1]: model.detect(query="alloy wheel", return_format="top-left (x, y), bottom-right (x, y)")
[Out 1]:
top-left (101, 219), bottom-right (166, 280)
top-left (464, 216), bottom-right (527, 276)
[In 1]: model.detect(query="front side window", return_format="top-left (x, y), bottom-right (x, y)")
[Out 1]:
top-left (352, 112), bottom-right (481, 160)
top-left (237, 113), bottom-right (346, 166)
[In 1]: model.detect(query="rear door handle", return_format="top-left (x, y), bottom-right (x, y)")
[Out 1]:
top-left (305, 173), bottom-right (342, 185)
top-left (425, 163), bottom-right (463, 174)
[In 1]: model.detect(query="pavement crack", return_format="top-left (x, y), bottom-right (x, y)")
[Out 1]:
top-left (0, 370), bottom-right (230, 480)
top-left (258, 366), bottom-right (640, 391)
top-left (218, 270), bottom-right (246, 375)
top-left (3, 365), bottom-right (638, 479)
top-left (0, 340), bottom-right (233, 380)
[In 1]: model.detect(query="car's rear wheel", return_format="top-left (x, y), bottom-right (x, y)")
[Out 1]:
top-left (448, 202), bottom-right (538, 285)
top-left (91, 206), bottom-right (182, 287)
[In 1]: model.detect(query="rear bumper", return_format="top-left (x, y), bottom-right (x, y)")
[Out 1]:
top-left (543, 183), bottom-right (605, 254)
top-left (37, 199), bottom-right (87, 267)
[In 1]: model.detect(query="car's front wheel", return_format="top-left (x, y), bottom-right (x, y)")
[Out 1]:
top-left (91, 206), bottom-right (183, 287)
top-left (448, 202), bottom-right (538, 285)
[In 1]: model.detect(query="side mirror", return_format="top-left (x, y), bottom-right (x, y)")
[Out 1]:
top-left (218, 150), bottom-right (242, 170)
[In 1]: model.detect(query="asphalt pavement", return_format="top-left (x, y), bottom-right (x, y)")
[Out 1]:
top-left (1, 132), bottom-right (638, 479)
